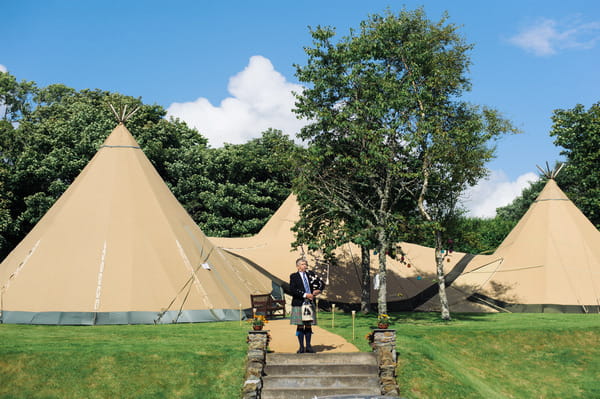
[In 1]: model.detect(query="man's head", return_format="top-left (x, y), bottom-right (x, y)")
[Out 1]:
top-left (296, 258), bottom-right (308, 272)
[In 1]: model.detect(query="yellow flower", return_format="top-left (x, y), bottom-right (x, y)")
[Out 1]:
top-left (249, 315), bottom-right (268, 326)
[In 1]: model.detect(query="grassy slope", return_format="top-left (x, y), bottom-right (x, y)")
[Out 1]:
top-left (1, 313), bottom-right (599, 398)
top-left (0, 322), bottom-right (249, 399)
top-left (317, 312), bottom-right (600, 399)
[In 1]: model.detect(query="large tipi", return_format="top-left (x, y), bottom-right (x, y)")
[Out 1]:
top-left (0, 123), bottom-right (274, 325)
top-left (453, 176), bottom-right (600, 312)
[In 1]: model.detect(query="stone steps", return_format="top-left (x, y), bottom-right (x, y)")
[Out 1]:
top-left (266, 352), bottom-right (377, 365)
top-left (264, 363), bottom-right (378, 375)
top-left (261, 387), bottom-right (383, 399)
top-left (261, 352), bottom-right (381, 399)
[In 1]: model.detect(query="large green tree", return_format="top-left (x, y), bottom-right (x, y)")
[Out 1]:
top-left (293, 8), bottom-right (516, 317)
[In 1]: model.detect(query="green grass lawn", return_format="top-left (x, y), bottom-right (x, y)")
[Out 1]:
top-left (318, 311), bottom-right (600, 399)
top-left (1, 312), bottom-right (599, 398)
top-left (0, 321), bottom-right (250, 399)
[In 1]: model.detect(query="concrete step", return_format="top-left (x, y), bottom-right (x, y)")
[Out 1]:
top-left (265, 363), bottom-right (378, 376)
top-left (263, 375), bottom-right (379, 389)
top-left (266, 352), bottom-right (377, 365)
top-left (261, 386), bottom-right (382, 399)
top-left (262, 352), bottom-right (381, 399)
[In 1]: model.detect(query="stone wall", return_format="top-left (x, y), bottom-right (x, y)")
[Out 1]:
top-left (372, 329), bottom-right (400, 396)
top-left (241, 330), bottom-right (269, 399)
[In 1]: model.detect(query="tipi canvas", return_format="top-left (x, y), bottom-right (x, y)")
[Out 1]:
top-left (0, 123), bottom-right (273, 324)
top-left (211, 194), bottom-right (482, 308)
top-left (456, 178), bottom-right (600, 312)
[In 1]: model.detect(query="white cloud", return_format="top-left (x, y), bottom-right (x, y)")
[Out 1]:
top-left (509, 17), bottom-right (600, 56)
top-left (0, 64), bottom-right (7, 73)
top-left (460, 171), bottom-right (538, 218)
top-left (167, 55), bottom-right (307, 147)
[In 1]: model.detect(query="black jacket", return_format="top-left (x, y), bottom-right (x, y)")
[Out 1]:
top-left (289, 270), bottom-right (325, 306)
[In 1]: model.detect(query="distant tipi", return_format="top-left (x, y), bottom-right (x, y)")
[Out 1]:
top-left (456, 168), bottom-right (600, 313)
top-left (0, 122), bottom-right (274, 324)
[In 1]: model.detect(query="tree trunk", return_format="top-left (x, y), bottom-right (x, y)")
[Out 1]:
top-left (377, 231), bottom-right (388, 315)
top-left (418, 160), bottom-right (451, 321)
top-left (435, 230), bottom-right (451, 321)
top-left (360, 245), bottom-right (372, 314)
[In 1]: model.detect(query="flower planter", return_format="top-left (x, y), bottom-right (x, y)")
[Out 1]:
top-left (252, 325), bottom-right (263, 331)
top-left (377, 323), bottom-right (389, 329)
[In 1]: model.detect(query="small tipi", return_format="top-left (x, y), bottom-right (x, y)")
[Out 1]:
top-left (456, 167), bottom-right (600, 312)
top-left (0, 121), bottom-right (273, 324)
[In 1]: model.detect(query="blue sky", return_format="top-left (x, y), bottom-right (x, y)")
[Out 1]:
top-left (2, 1), bottom-right (599, 217)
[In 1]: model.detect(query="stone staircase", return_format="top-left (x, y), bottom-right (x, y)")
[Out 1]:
top-left (261, 352), bottom-right (381, 399)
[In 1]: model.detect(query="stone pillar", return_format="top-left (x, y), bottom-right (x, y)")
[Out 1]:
top-left (241, 330), bottom-right (269, 399)
top-left (372, 329), bottom-right (400, 396)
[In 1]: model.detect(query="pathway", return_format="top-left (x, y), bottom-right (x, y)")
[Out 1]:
top-left (263, 318), bottom-right (359, 353)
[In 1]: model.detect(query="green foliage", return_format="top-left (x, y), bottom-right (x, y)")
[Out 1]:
top-left (172, 128), bottom-right (300, 237)
top-left (0, 72), bottom-right (36, 120)
top-left (0, 175), bottom-right (11, 253)
top-left (445, 216), bottom-right (516, 254)
top-left (550, 102), bottom-right (600, 228)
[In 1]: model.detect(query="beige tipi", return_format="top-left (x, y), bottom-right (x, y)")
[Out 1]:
top-left (452, 178), bottom-right (600, 312)
top-left (211, 194), bottom-right (480, 308)
top-left (0, 123), bottom-right (274, 324)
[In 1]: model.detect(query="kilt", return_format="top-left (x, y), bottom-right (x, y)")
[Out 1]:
top-left (289, 304), bottom-right (318, 326)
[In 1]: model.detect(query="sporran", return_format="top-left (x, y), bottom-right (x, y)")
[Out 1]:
top-left (301, 300), bottom-right (314, 321)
